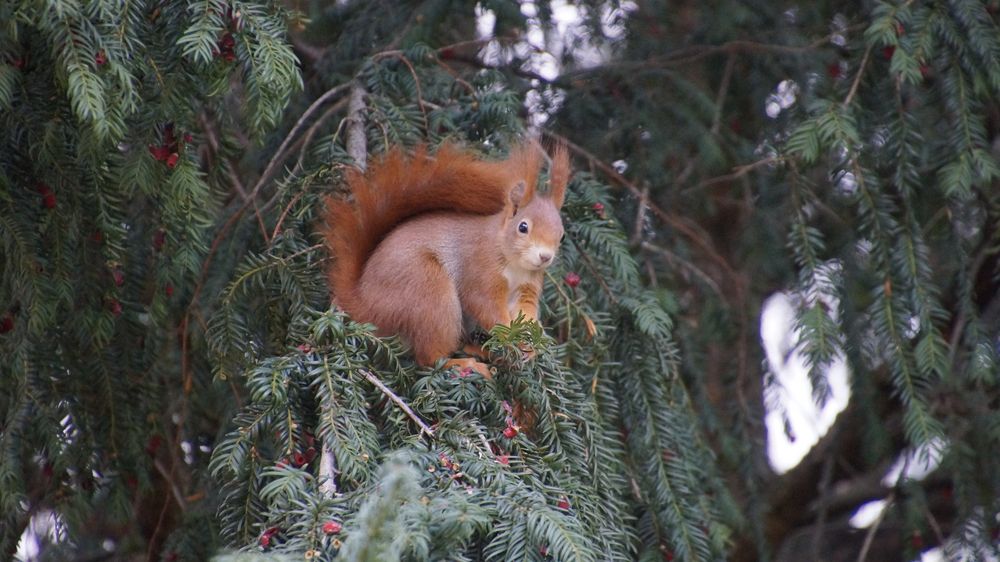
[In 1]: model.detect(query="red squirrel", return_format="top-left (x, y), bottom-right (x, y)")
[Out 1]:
top-left (324, 142), bottom-right (569, 376)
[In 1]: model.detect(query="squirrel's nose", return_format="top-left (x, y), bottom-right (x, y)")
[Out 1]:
top-left (538, 252), bottom-right (553, 264)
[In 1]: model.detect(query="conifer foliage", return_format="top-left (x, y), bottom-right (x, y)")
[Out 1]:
top-left (5, 0), bottom-right (1000, 561)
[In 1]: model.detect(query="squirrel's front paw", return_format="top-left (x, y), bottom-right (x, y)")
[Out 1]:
top-left (518, 343), bottom-right (536, 361)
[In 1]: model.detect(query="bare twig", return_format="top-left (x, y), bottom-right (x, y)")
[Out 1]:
top-left (362, 370), bottom-right (436, 438)
top-left (319, 81), bottom-right (368, 499)
top-left (811, 453), bottom-right (836, 560)
top-left (685, 155), bottom-right (783, 193)
top-left (711, 54), bottom-right (736, 135)
top-left (844, 44), bottom-right (873, 107)
top-left (345, 83), bottom-right (368, 170)
top-left (153, 457), bottom-right (187, 512)
top-left (856, 493), bottom-right (893, 562)
top-left (641, 241), bottom-right (724, 300)
top-left (544, 131), bottom-right (738, 283)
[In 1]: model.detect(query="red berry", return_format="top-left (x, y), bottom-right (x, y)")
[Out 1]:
top-left (304, 446), bottom-right (317, 463)
top-left (883, 45), bottom-right (896, 60)
top-left (153, 229), bottom-right (166, 251)
top-left (146, 435), bottom-right (163, 456)
top-left (322, 520), bottom-right (342, 535)
top-left (264, 526), bottom-right (280, 537)
top-left (557, 498), bottom-right (570, 510)
top-left (148, 145), bottom-right (170, 161)
top-left (920, 64), bottom-right (931, 79)
top-left (112, 269), bottom-right (125, 287)
top-left (911, 531), bottom-right (923, 549)
top-left (222, 51), bottom-right (236, 62)
top-left (503, 426), bottom-right (518, 439)
top-left (663, 550), bottom-right (674, 561)
top-left (592, 202), bottom-right (605, 215)
top-left (539, 545), bottom-right (548, 556)
top-left (36, 183), bottom-right (56, 209)
top-left (164, 284), bottom-right (174, 297)
top-left (896, 22), bottom-right (904, 36)
top-left (166, 153), bottom-right (179, 168)
top-left (220, 33), bottom-right (235, 49)
top-left (564, 272), bottom-right (581, 288)
top-left (91, 231), bottom-right (103, 243)
top-left (0, 315), bottom-right (13, 334)
top-left (826, 62), bottom-right (843, 79)
top-left (497, 454), bottom-right (509, 466)
top-left (297, 343), bottom-right (311, 353)
top-left (108, 298), bottom-right (122, 317)
top-left (259, 534), bottom-right (271, 548)
top-left (95, 50), bottom-right (106, 65)
top-left (439, 47), bottom-right (454, 59)
top-left (292, 451), bottom-right (306, 467)
top-left (183, 133), bottom-right (193, 144)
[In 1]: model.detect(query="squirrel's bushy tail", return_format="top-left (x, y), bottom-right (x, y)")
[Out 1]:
top-left (324, 143), bottom-right (541, 314)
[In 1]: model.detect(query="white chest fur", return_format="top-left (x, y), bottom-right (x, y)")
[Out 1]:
top-left (503, 264), bottom-right (536, 307)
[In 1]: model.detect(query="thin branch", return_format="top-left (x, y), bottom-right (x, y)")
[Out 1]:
top-left (641, 241), bottom-right (724, 300)
top-left (856, 493), bottom-right (893, 562)
top-left (685, 156), bottom-right (784, 193)
top-left (711, 54), bottom-right (736, 135)
top-left (345, 83), bottom-right (368, 170)
top-left (153, 457), bottom-right (187, 512)
top-left (181, 81), bottom-right (352, 393)
top-left (255, 83), bottom-right (352, 200)
top-left (844, 43), bottom-right (873, 107)
top-left (362, 370), bottom-right (435, 437)
top-left (319, 81), bottom-right (368, 500)
top-left (544, 131), bottom-right (739, 284)
top-left (374, 52), bottom-right (429, 132)
top-left (811, 453), bottom-right (836, 560)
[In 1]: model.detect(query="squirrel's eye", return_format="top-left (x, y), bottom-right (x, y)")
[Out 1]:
top-left (518, 221), bottom-right (529, 234)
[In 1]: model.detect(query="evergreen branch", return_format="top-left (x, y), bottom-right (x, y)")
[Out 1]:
top-left (362, 370), bottom-right (435, 438)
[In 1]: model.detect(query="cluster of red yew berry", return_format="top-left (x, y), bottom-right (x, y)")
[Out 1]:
top-left (274, 431), bottom-right (318, 469)
top-left (217, 32), bottom-right (236, 62)
top-left (148, 124), bottom-right (191, 169)
top-left (214, 7), bottom-right (242, 62)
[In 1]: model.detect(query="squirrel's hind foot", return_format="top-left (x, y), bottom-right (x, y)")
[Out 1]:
top-left (443, 357), bottom-right (492, 379)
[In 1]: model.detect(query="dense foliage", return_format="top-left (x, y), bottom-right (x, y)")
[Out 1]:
top-left (3, 0), bottom-right (1000, 561)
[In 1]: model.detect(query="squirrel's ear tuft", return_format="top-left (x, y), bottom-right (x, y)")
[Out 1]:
top-left (548, 143), bottom-right (569, 208)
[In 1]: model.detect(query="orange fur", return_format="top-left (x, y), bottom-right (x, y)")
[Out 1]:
top-left (323, 142), bottom-right (570, 374)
